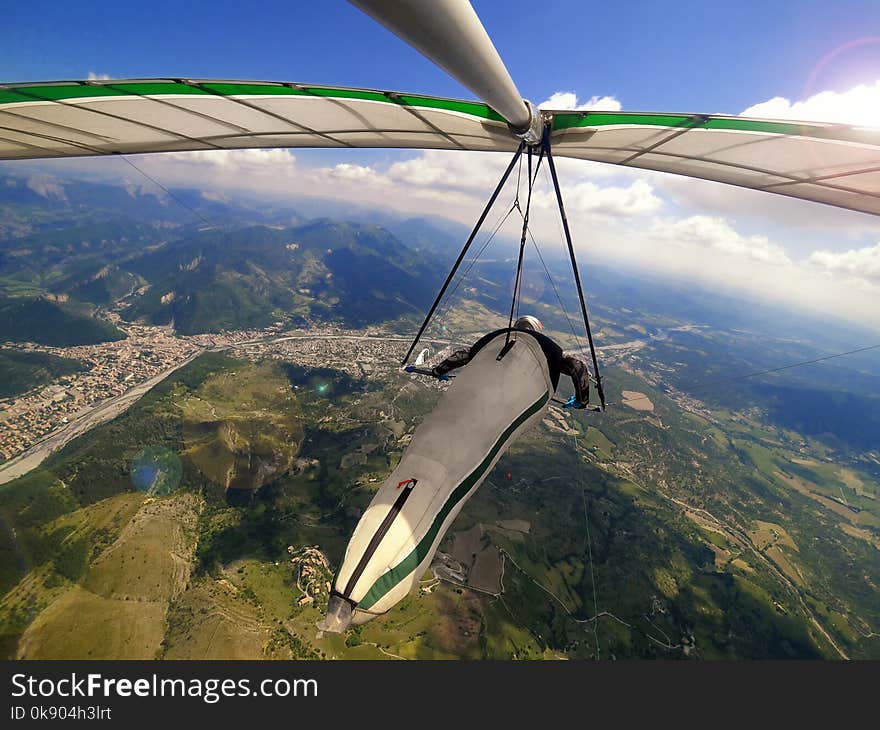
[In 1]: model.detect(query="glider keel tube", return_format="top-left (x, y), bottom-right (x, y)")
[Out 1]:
top-left (348, 0), bottom-right (533, 133)
top-left (322, 333), bottom-right (553, 631)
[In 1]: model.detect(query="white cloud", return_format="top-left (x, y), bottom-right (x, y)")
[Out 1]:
top-left (651, 215), bottom-right (790, 265)
top-left (535, 178), bottom-right (661, 217)
top-left (808, 242), bottom-right (880, 281)
top-left (386, 154), bottom-right (463, 188)
top-left (381, 145), bottom-right (660, 217)
top-left (25, 174), bottom-right (67, 201)
top-left (386, 149), bottom-right (511, 192)
top-left (87, 71), bottom-right (111, 81)
top-left (741, 79), bottom-right (880, 127)
top-left (328, 163), bottom-right (383, 182)
top-left (539, 91), bottom-right (622, 111)
top-left (161, 148), bottom-right (297, 172)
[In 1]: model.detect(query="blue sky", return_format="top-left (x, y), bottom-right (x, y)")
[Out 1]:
top-left (3, 0), bottom-right (880, 329)
top-left (3, 0), bottom-right (878, 113)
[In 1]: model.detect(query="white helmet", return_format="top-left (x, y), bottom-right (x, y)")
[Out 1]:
top-left (513, 315), bottom-right (543, 332)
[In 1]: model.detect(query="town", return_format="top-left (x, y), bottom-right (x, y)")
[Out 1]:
top-left (1, 311), bottom-right (718, 469)
top-left (0, 319), bottom-right (270, 462)
top-left (0, 321), bottom-right (456, 464)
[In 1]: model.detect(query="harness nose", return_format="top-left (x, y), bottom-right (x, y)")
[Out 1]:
top-left (319, 592), bottom-right (354, 633)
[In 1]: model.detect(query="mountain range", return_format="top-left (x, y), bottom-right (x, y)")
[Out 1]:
top-left (0, 172), bottom-right (451, 337)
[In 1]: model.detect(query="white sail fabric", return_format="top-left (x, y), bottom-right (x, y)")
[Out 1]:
top-left (1, 79), bottom-right (878, 215)
top-left (0, 80), bottom-right (518, 157)
top-left (550, 112), bottom-right (880, 216)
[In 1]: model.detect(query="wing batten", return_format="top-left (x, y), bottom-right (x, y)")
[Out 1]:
top-left (1, 78), bottom-right (878, 216)
top-left (0, 79), bottom-right (514, 160)
top-left (549, 111), bottom-right (880, 215)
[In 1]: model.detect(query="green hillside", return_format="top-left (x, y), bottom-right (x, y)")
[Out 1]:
top-left (121, 221), bottom-right (440, 333)
top-left (0, 297), bottom-right (125, 346)
top-left (0, 349), bottom-right (88, 398)
top-left (2, 348), bottom-right (876, 660)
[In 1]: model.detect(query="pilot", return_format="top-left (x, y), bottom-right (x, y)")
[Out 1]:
top-left (321, 314), bottom-right (593, 633)
top-left (419, 315), bottom-right (592, 409)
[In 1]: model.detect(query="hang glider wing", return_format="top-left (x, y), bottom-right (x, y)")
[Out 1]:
top-left (1, 79), bottom-right (878, 215)
top-left (0, 80), bottom-right (518, 157)
top-left (549, 111), bottom-right (880, 216)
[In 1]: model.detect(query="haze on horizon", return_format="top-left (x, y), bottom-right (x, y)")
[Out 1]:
top-left (1, 0), bottom-right (879, 331)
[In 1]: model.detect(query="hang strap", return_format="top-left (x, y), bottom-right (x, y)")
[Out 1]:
top-left (542, 123), bottom-right (606, 410)
top-left (401, 141), bottom-right (525, 366)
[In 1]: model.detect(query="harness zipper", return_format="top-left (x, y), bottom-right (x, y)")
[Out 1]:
top-left (342, 479), bottom-right (417, 601)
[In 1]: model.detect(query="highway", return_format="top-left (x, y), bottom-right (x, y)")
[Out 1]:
top-left (0, 331), bottom-right (449, 487)
top-left (0, 349), bottom-right (204, 487)
top-left (0, 327), bottom-right (577, 487)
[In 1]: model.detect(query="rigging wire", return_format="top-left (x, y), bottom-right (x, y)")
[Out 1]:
top-left (543, 127), bottom-right (606, 409)
top-left (516, 209), bottom-right (586, 354)
top-left (574, 433), bottom-right (601, 659)
top-left (503, 144), bottom-right (546, 351)
top-left (535, 163), bottom-right (588, 353)
top-left (117, 154), bottom-right (214, 228)
top-left (436, 151), bottom-right (527, 329)
top-left (401, 141), bottom-right (526, 365)
top-left (514, 150), bottom-right (546, 326)
top-left (510, 157), bottom-right (589, 357)
top-left (432, 199), bottom-right (519, 331)
top-left (514, 146), bottom-right (523, 206)
top-left (619, 342), bottom-right (880, 407)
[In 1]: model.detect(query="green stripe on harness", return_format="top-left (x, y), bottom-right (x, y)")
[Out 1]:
top-left (357, 390), bottom-right (549, 610)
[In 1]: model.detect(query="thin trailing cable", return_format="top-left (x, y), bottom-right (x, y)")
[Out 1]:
top-left (503, 144), bottom-right (546, 353)
top-left (516, 208), bottom-right (585, 354)
top-left (430, 140), bottom-right (525, 334)
top-left (575, 433), bottom-right (601, 659)
top-left (117, 155), bottom-right (214, 228)
top-left (621, 342), bottom-right (880, 407)
top-left (433, 199), bottom-right (519, 332)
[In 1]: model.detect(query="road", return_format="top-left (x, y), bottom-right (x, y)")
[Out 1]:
top-left (230, 333), bottom-right (456, 348)
top-left (0, 331), bottom-right (450, 487)
top-left (0, 349), bottom-right (204, 487)
top-left (606, 458), bottom-right (849, 659)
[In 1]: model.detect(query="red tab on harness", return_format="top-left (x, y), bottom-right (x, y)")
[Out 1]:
top-left (397, 478), bottom-right (417, 490)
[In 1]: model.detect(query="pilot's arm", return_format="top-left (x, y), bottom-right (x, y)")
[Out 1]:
top-left (432, 347), bottom-right (473, 377)
top-left (560, 355), bottom-right (591, 405)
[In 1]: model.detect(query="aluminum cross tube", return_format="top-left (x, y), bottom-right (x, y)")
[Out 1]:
top-left (400, 141), bottom-right (525, 366)
top-left (348, 0), bottom-right (532, 130)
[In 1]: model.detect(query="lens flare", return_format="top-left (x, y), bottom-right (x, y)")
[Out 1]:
top-left (130, 446), bottom-right (182, 496)
top-left (309, 376), bottom-right (333, 397)
top-left (803, 37), bottom-right (880, 127)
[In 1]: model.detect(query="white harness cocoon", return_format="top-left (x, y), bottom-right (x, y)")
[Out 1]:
top-left (324, 332), bottom-right (552, 630)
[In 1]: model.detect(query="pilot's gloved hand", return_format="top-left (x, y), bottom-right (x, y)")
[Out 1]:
top-left (562, 395), bottom-right (585, 409)
top-left (427, 366), bottom-right (450, 381)
top-left (403, 365), bottom-right (416, 373)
